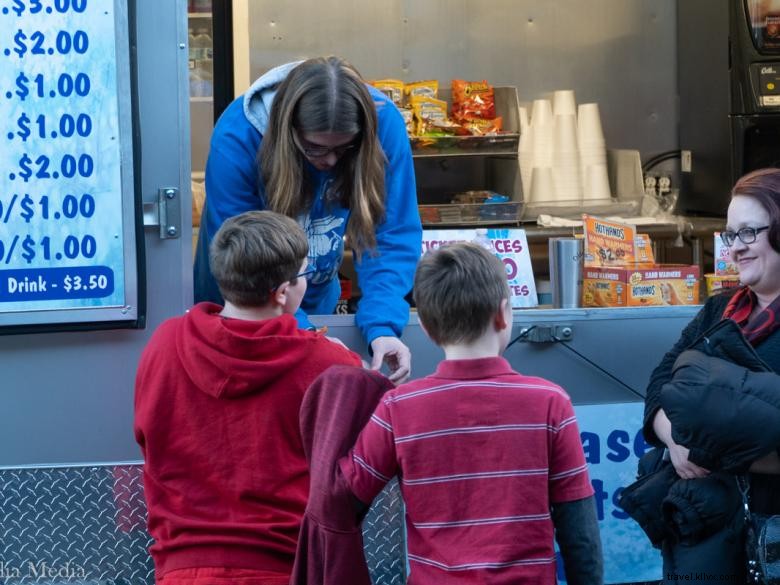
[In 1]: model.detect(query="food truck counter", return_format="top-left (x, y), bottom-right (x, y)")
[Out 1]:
top-left (313, 304), bottom-right (700, 404)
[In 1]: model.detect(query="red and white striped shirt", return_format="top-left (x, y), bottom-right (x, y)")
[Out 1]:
top-left (340, 357), bottom-right (593, 585)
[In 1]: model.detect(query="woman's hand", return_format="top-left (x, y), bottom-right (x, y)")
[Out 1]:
top-left (653, 409), bottom-right (710, 479)
top-left (370, 336), bottom-right (411, 383)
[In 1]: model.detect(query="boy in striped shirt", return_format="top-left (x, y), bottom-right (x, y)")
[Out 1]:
top-left (340, 242), bottom-right (603, 584)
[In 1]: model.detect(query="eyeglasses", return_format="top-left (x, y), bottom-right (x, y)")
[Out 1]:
top-left (272, 263), bottom-right (316, 292)
top-left (296, 263), bottom-right (317, 279)
top-left (293, 132), bottom-right (359, 159)
top-left (719, 226), bottom-right (770, 247)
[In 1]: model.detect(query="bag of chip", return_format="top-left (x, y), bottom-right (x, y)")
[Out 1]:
top-left (369, 79), bottom-right (404, 106)
top-left (410, 96), bottom-right (449, 136)
top-left (404, 80), bottom-right (439, 104)
top-left (451, 79), bottom-right (496, 122)
top-left (462, 116), bottom-right (503, 136)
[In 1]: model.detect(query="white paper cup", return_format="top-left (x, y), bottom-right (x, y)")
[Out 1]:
top-left (554, 114), bottom-right (579, 154)
top-left (578, 103), bottom-right (605, 145)
top-left (531, 99), bottom-right (553, 128)
top-left (529, 166), bottom-right (555, 203)
top-left (583, 164), bottom-right (612, 201)
top-left (532, 121), bottom-right (554, 169)
top-left (553, 90), bottom-right (577, 117)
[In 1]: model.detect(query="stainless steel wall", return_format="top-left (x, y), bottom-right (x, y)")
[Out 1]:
top-left (247, 0), bottom-right (678, 159)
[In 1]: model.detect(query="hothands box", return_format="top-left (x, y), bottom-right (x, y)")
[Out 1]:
top-left (583, 264), bottom-right (700, 307)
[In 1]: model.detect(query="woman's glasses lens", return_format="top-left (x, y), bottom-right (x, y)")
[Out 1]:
top-left (302, 143), bottom-right (356, 158)
top-left (720, 226), bottom-right (769, 246)
top-left (293, 131), bottom-right (359, 159)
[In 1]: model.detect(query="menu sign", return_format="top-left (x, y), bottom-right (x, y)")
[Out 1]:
top-left (422, 228), bottom-right (538, 308)
top-left (0, 0), bottom-right (139, 330)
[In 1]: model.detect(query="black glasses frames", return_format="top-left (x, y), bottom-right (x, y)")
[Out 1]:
top-left (720, 225), bottom-right (770, 247)
top-left (271, 263), bottom-right (316, 293)
top-left (292, 131), bottom-right (360, 159)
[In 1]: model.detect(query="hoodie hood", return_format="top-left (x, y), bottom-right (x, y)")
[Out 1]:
top-left (176, 303), bottom-right (314, 399)
top-left (243, 60), bottom-right (303, 134)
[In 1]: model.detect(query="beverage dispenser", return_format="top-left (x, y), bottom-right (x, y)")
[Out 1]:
top-left (678, 0), bottom-right (780, 215)
top-left (731, 0), bottom-right (780, 175)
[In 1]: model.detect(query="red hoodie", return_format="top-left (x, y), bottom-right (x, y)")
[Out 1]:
top-left (134, 303), bottom-right (362, 579)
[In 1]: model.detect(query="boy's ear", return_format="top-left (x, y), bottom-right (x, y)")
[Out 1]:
top-left (494, 298), bottom-right (510, 331)
top-left (270, 281), bottom-right (290, 308)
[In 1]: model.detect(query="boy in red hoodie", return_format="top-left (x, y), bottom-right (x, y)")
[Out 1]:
top-left (134, 210), bottom-right (362, 585)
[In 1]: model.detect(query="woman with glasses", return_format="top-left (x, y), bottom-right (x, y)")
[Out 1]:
top-left (194, 56), bottom-right (422, 382)
top-left (632, 168), bottom-right (780, 582)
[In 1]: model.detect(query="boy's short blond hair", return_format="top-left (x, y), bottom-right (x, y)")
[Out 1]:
top-left (413, 242), bottom-right (509, 346)
top-left (209, 210), bottom-right (308, 307)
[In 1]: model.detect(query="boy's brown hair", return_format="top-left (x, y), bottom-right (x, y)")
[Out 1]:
top-left (210, 210), bottom-right (308, 307)
top-left (413, 242), bottom-right (509, 345)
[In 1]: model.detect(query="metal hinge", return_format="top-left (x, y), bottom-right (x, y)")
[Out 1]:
top-left (143, 187), bottom-right (181, 239)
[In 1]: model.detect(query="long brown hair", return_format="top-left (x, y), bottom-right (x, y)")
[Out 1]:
top-left (259, 56), bottom-right (386, 256)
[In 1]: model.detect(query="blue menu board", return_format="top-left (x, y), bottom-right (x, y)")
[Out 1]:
top-left (0, 0), bottom-right (139, 330)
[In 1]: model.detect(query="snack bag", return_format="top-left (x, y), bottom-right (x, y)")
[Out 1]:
top-left (404, 80), bottom-right (439, 104)
top-left (462, 116), bottom-right (503, 136)
top-left (369, 79), bottom-right (404, 107)
top-left (400, 108), bottom-right (414, 136)
top-left (451, 79), bottom-right (496, 122)
top-left (582, 214), bottom-right (637, 267)
top-left (410, 96), bottom-right (450, 136)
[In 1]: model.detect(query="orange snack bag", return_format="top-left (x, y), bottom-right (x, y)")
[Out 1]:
top-left (451, 79), bottom-right (496, 122)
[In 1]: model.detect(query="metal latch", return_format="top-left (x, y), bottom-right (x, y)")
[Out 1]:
top-left (143, 187), bottom-right (181, 239)
top-left (515, 324), bottom-right (573, 343)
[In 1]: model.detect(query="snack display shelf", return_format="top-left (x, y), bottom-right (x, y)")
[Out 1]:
top-left (410, 86), bottom-right (520, 160)
top-left (523, 198), bottom-right (641, 221)
top-left (411, 133), bottom-right (520, 158)
top-left (418, 201), bottom-right (524, 226)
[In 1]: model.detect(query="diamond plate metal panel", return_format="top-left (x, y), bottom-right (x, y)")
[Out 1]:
top-left (0, 465), bottom-right (406, 584)
top-left (362, 478), bottom-right (406, 585)
top-left (0, 465), bottom-right (153, 584)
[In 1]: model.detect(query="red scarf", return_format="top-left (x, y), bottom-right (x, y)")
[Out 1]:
top-left (722, 286), bottom-right (780, 346)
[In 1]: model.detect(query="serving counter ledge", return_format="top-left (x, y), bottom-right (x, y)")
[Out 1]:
top-left (312, 304), bottom-right (701, 405)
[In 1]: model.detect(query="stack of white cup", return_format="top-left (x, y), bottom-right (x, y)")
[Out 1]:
top-left (519, 91), bottom-right (612, 205)
top-left (523, 99), bottom-right (554, 203)
top-left (551, 90), bottom-right (582, 202)
top-left (578, 103), bottom-right (611, 202)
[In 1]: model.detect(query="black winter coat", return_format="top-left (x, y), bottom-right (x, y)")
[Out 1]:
top-left (643, 288), bottom-right (780, 515)
top-left (660, 319), bottom-right (780, 473)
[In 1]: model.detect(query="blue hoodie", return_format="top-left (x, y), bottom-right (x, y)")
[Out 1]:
top-left (193, 62), bottom-right (422, 345)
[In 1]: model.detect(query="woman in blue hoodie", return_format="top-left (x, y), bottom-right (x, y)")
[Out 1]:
top-left (194, 56), bottom-right (422, 382)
